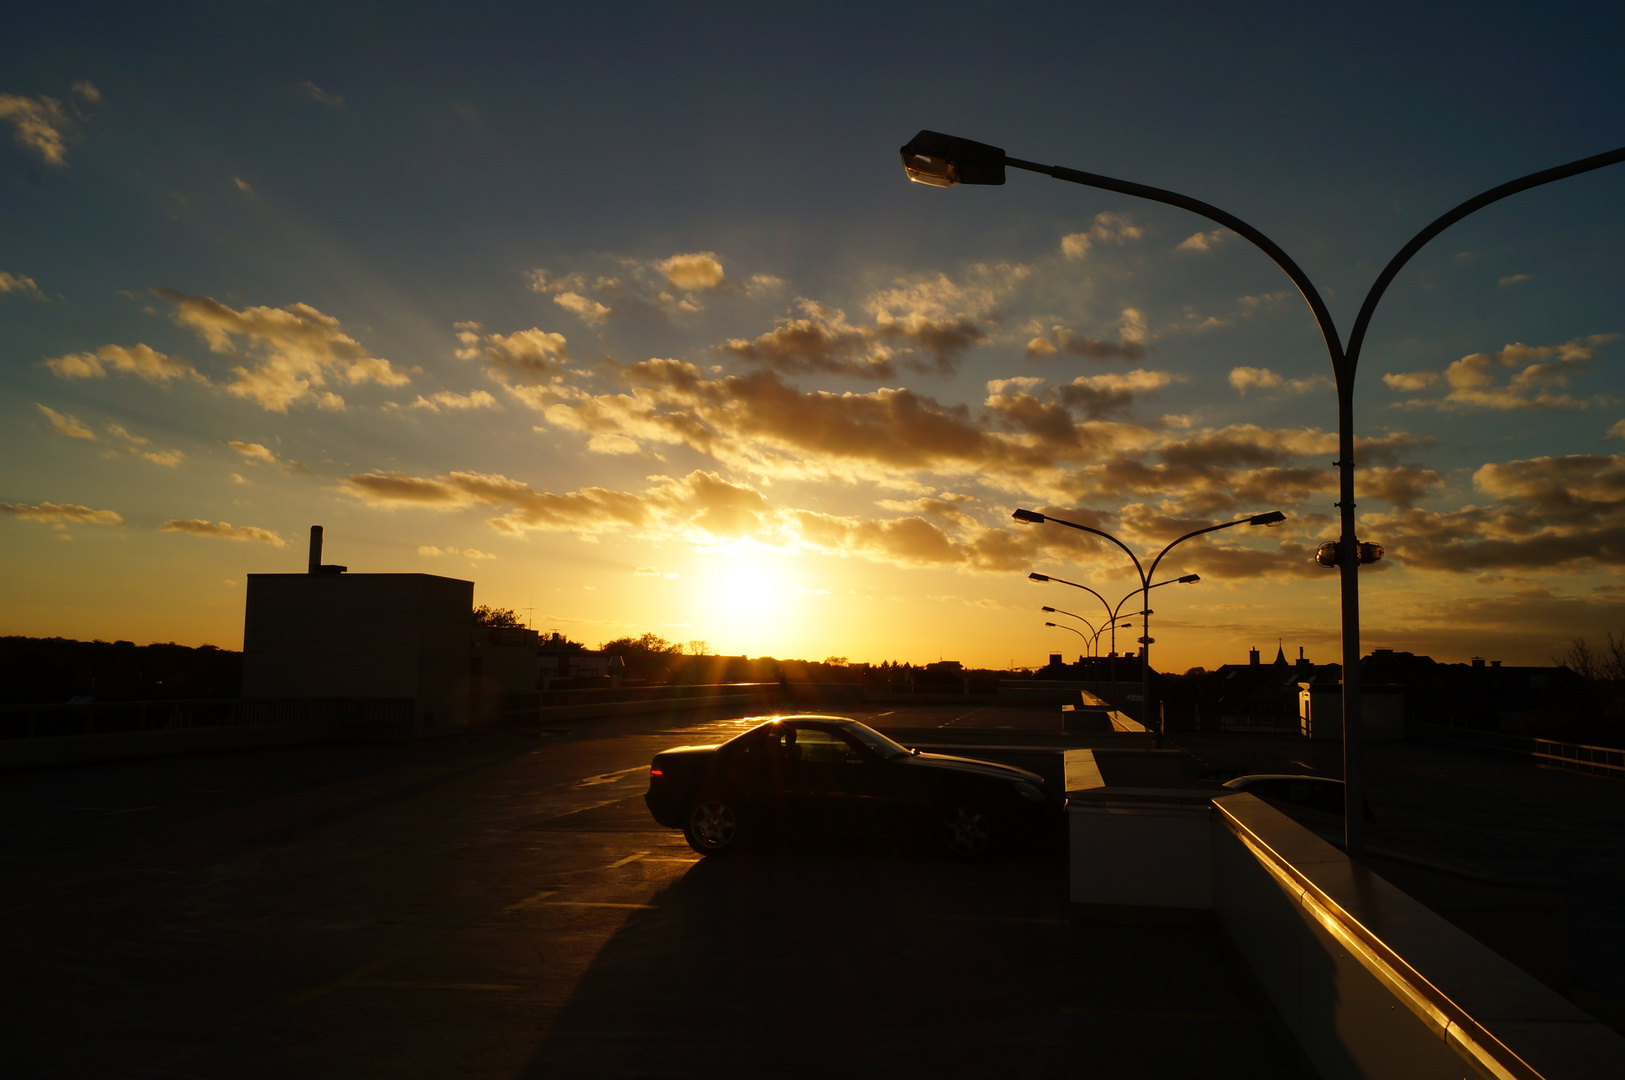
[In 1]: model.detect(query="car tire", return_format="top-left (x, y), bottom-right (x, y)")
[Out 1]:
top-left (939, 802), bottom-right (993, 859)
top-left (684, 797), bottom-right (743, 856)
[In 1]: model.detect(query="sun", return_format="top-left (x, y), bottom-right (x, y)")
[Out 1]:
top-left (691, 549), bottom-right (800, 653)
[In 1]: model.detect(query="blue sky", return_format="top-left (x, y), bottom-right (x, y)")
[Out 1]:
top-left (3, 2), bottom-right (1624, 669)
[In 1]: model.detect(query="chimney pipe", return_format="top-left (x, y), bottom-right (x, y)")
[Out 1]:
top-left (309, 525), bottom-right (322, 574)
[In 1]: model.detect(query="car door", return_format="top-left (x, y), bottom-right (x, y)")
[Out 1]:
top-left (783, 724), bottom-right (885, 832)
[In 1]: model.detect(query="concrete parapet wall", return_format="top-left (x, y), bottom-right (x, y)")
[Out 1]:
top-left (1213, 793), bottom-right (1625, 1080)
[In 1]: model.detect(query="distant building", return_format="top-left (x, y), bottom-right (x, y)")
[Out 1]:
top-left (241, 526), bottom-right (538, 736)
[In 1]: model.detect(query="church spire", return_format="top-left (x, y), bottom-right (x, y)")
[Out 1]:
top-left (1273, 639), bottom-right (1287, 666)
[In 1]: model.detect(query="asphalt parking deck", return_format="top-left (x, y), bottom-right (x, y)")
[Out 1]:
top-left (0, 705), bottom-right (1310, 1079)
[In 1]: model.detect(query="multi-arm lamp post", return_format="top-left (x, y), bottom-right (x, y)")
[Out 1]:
top-left (1044, 620), bottom-right (1091, 657)
top-left (1022, 511), bottom-right (1277, 738)
top-left (1032, 575), bottom-right (1195, 703)
top-left (903, 129), bottom-right (1625, 860)
top-left (1042, 605), bottom-right (1134, 660)
top-left (1042, 610), bottom-right (1100, 655)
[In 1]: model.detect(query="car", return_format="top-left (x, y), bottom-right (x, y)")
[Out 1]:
top-left (1220, 774), bottom-right (1376, 822)
top-left (643, 714), bottom-right (1054, 858)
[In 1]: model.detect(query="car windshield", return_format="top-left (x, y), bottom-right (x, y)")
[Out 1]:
top-left (837, 721), bottom-right (910, 759)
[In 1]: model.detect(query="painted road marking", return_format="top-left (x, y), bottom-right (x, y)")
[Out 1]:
top-left (578, 767), bottom-right (644, 787)
top-left (602, 850), bottom-right (651, 869)
top-left (546, 901), bottom-right (657, 910)
top-left (501, 889), bottom-right (559, 912)
top-left (282, 960), bottom-right (389, 1007)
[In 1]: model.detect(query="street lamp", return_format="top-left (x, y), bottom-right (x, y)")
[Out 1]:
top-left (1023, 509), bottom-right (1267, 738)
top-left (1041, 607), bottom-right (1101, 654)
top-left (1044, 621), bottom-right (1090, 659)
top-left (910, 129), bottom-right (1625, 858)
top-left (1031, 569), bottom-right (1202, 717)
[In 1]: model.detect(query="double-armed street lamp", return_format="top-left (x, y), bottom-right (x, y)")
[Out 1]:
top-left (1024, 509), bottom-right (1274, 731)
top-left (904, 129), bottom-right (1625, 859)
top-left (1041, 605), bottom-right (1134, 659)
top-left (1029, 564), bottom-right (1208, 721)
top-left (1044, 620), bottom-right (1091, 656)
top-left (1041, 608), bottom-right (1101, 655)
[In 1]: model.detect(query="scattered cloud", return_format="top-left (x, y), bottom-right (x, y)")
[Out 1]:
top-left (1025, 316), bottom-right (1147, 361)
top-left (233, 176), bottom-right (254, 195)
top-left (462, 548), bottom-right (495, 559)
top-left (156, 288), bottom-right (409, 411)
top-left (36, 403), bottom-right (96, 440)
top-left (299, 81), bottom-right (345, 108)
top-left (1364, 452), bottom-right (1625, 573)
top-left (1, 271), bottom-right (44, 298)
top-left (1228, 367), bottom-right (1329, 396)
top-left (1177, 229), bottom-right (1226, 252)
top-left (228, 440), bottom-right (279, 464)
top-left (633, 566), bottom-right (662, 576)
top-left (70, 80), bottom-right (100, 104)
top-left (553, 290), bottom-right (611, 324)
top-left (2, 501), bottom-right (123, 525)
top-left (455, 321), bottom-right (569, 384)
top-left (1387, 335), bottom-right (1619, 412)
top-left (411, 389), bottom-right (498, 412)
top-left (1060, 212), bottom-right (1144, 259)
top-left (1382, 371), bottom-right (1439, 393)
top-left (159, 519), bottom-right (285, 546)
top-left (657, 252), bottom-right (727, 291)
top-left (1498, 274), bottom-right (1532, 289)
top-left (0, 92), bottom-right (72, 165)
top-left (44, 342), bottom-right (202, 384)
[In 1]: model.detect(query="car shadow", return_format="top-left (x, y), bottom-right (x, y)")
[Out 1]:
top-left (521, 838), bottom-right (1310, 1080)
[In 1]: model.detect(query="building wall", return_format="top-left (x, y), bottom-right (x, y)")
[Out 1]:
top-left (242, 573), bottom-right (474, 735)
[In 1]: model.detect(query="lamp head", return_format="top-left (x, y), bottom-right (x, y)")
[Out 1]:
top-left (1028, 572), bottom-right (1049, 582)
top-left (1041, 606), bottom-right (1056, 613)
top-left (1044, 622), bottom-right (1058, 628)
top-left (1177, 574), bottom-right (1201, 584)
top-left (1011, 508), bottom-right (1046, 524)
top-left (900, 130), bottom-right (1006, 187)
top-left (1248, 510), bottom-right (1287, 526)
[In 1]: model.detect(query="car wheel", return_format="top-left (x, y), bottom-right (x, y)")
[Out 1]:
top-left (684, 797), bottom-right (743, 856)
top-left (940, 802), bottom-right (993, 858)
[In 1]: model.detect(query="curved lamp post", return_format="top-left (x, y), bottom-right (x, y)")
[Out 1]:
top-left (908, 130), bottom-right (1625, 858)
top-left (1040, 606), bottom-right (1103, 654)
top-left (1030, 565), bottom-right (1206, 724)
top-left (1044, 620), bottom-right (1090, 658)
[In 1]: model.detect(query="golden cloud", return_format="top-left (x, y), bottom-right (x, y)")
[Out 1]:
top-left (455, 321), bottom-right (569, 383)
top-left (1, 270), bottom-right (44, 298)
top-left (155, 289), bottom-right (409, 412)
top-left (657, 252), bottom-right (727, 292)
top-left (411, 389), bottom-right (498, 411)
top-left (159, 519), bottom-right (286, 546)
top-left (2, 501), bottom-right (123, 525)
top-left (1386, 335), bottom-right (1618, 412)
top-left (45, 343), bottom-right (202, 384)
top-left (0, 92), bottom-right (72, 165)
top-left (36, 403), bottom-right (96, 440)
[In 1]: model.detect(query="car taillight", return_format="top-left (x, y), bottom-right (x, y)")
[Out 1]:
top-left (649, 768), bottom-right (663, 778)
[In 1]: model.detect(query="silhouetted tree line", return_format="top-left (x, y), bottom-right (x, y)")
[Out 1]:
top-left (0, 637), bottom-right (242, 705)
top-left (1536, 634), bottom-right (1625, 744)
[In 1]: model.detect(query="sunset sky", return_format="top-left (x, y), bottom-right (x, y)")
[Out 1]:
top-left (4, 3), bottom-right (1624, 671)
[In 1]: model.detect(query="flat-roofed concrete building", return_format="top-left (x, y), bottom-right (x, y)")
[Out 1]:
top-left (241, 527), bottom-right (480, 736)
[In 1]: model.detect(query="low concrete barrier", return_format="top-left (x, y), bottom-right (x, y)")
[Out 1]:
top-left (1065, 748), bottom-right (1625, 1079)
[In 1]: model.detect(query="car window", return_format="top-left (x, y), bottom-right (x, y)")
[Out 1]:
top-left (789, 726), bottom-right (866, 765)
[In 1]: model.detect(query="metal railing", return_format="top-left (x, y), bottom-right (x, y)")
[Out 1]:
top-left (1407, 722), bottom-right (1625, 781)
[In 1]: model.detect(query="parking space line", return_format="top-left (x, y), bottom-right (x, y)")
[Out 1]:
top-left (603, 850), bottom-right (651, 869)
top-left (282, 960), bottom-right (389, 1007)
top-left (546, 901), bottom-right (657, 910)
top-left (500, 889), bottom-right (559, 912)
